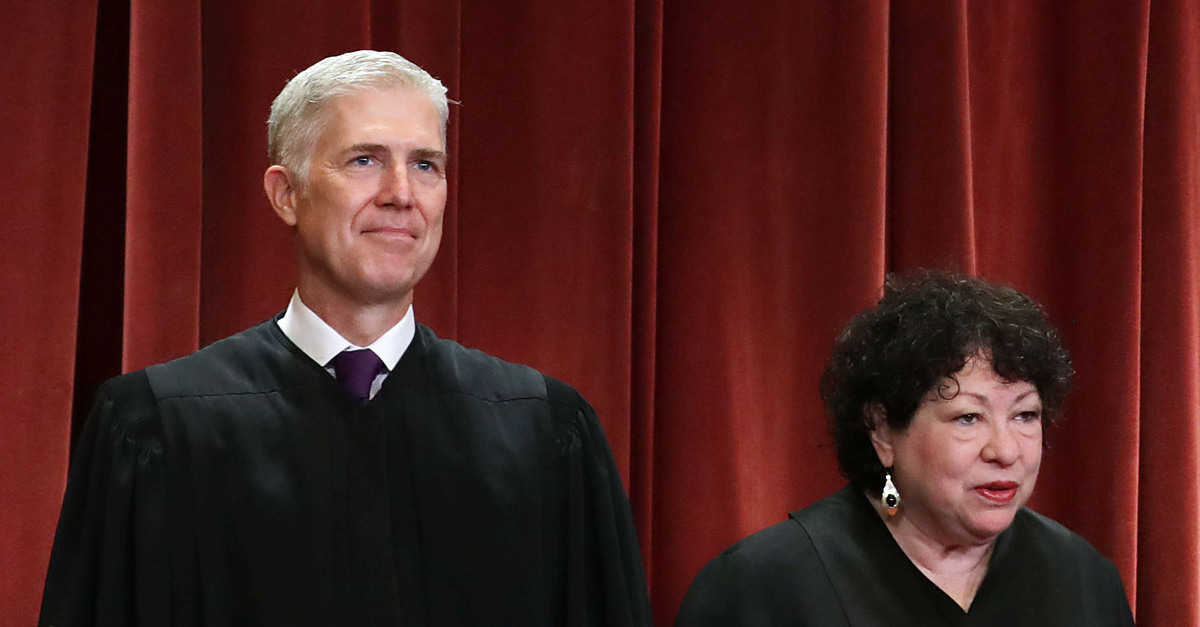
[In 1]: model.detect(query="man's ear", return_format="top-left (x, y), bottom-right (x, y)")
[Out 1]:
top-left (866, 402), bottom-right (896, 468)
top-left (264, 165), bottom-right (299, 226)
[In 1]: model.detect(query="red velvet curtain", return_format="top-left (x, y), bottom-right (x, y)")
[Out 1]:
top-left (3, 1), bottom-right (1198, 625)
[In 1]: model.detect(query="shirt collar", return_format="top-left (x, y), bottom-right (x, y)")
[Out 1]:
top-left (276, 290), bottom-right (414, 370)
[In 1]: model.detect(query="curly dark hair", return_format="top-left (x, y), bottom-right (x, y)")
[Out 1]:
top-left (820, 270), bottom-right (1074, 493)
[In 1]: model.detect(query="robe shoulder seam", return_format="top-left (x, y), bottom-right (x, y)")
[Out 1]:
top-left (91, 370), bottom-right (166, 446)
top-left (404, 387), bottom-right (549, 405)
top-left (150, 387), bottom-right (303, 401)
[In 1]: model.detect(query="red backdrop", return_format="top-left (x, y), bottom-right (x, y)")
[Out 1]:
top-left (3, 1), bottom-right (1198, 625)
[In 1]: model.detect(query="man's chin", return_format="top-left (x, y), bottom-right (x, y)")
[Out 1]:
top-left (352, 283), bottom-right (419, 307)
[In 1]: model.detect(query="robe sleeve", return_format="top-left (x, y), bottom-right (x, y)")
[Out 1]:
top-left (39, 372), bottom-right (172, 627)
top-left (674, 547), bottom-right (776, 627)
top-left (547, 377), bottom-right (653, 627)
top-left (1086, 553), bottom-right (1136, 626)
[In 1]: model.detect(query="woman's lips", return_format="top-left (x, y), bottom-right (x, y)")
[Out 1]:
top-left (975, 481), bottom-right (1018, 503)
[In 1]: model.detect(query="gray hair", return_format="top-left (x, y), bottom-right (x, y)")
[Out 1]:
top-left (267, 50), bottom-right (449, 181)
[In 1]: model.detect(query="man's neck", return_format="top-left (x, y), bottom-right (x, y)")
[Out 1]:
top-left (296, 285), bottom-right (411, 347)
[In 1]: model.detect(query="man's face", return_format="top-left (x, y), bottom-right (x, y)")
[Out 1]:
top-left (271, 86), bottom-right (447, 310)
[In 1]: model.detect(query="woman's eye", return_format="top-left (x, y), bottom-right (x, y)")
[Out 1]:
top-left (1015, 411), bottom-right (1042, 422)
top-left (955, 413), bottom-right (980, 425)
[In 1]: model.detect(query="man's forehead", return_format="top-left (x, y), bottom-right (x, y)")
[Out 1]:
top-left (321, 84), bottom-right (434, 117)
top-left (313, 87), bottom-right (443, 147)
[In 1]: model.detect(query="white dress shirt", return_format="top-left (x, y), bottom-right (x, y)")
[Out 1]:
top-left (276, 291), bottom-right (415, 400)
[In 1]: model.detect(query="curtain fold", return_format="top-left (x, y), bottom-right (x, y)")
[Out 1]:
top-left (630, 0), bottom-right (664, 584)
top-left (0, 2), bottom-right (97, 624)
top-left (123, 0), bottom-right (203, 371)
top-left (652, 3), bottom-right (892, 622)
top-left (1138, 0), bottom-right (1200, 623)
top-left (455, 0), bottom-right (639, 476)
top-left (4, 1), bottom-right (1198, 625)
top-left (887, 0), bottom-right (977, 272)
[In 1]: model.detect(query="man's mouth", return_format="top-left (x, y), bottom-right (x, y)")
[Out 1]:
top-left (363, 226), bottom-right (416, 240)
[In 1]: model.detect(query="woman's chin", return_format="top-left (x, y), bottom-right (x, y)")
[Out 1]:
top-left (962, 508), bottom-right (1020, 542)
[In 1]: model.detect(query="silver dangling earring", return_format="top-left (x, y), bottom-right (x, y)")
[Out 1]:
top-left (882, 470), bottom-right (901, 516)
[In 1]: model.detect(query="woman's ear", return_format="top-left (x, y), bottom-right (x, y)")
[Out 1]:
top-left (866, 402), bottom-right (895, 468)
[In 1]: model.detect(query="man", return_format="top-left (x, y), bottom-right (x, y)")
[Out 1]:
top-left (40, 50), bottom-right (651, 626)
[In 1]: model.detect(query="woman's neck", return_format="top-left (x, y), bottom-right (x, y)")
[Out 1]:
top-left (867, 491), bottom-right (996, 610)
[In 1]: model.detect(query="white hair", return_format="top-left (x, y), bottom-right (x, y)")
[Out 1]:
top-left (267, 50), bottom-right (449, 182)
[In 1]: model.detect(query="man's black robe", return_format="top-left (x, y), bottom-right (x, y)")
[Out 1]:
top-left (676, 485), bottom-right (1134, 626)
top-left (40, 319), bottom-right (651, 626)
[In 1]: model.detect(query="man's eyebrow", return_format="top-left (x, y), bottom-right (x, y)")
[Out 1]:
top-left (343, 143), bottom-right (389, 154)
top-left (338, 144), bottom-right (448, 162)
top-left (411, 147), bottom-right (448, 162)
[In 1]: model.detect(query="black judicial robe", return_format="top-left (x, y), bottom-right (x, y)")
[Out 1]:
top-left (40, 319), bottom-right (651, 626)
top-left (676, 485), bottom-right (1134, 626)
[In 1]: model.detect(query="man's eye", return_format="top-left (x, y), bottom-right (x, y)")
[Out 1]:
top-left (955, 413), bottom-right (980, 425)
top-left (352, 156), bottom-right (373, 166)
top-left (415, 160), bottom-right (434, 171)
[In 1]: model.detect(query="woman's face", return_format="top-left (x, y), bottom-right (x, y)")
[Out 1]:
top-left (871, 356), bottom-right (1044, 546)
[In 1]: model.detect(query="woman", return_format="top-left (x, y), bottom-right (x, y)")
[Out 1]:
top-left (676, 271), bottom-right (1134, 626)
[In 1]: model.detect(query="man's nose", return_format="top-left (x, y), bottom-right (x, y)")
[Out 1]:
top-left (377, 165), bottom-right (414, 207)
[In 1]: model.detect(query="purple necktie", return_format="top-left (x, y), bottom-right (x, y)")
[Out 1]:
top-left (328, 349), bottom-right (386, 402)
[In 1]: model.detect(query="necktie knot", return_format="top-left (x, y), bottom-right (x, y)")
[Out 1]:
top-left (328, 349), bottom-right (386, 402)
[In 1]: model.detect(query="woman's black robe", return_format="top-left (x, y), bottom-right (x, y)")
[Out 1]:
top-left (677, 484), bottom-right (1134, 626)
